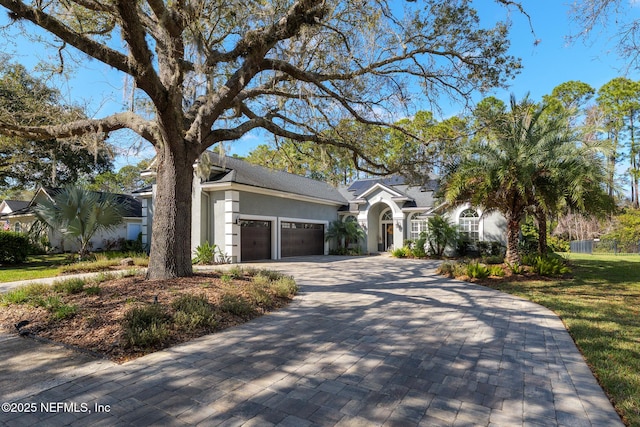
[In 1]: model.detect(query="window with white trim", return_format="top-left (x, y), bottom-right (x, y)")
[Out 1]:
top-left (14, 222), bottom-right (22, 233)
top-left (344, 215), bottom-right (356, 223)
top-left (459, 209), bottom-right (479, 242)
top-left (409, 215), bottom-right (428, 240)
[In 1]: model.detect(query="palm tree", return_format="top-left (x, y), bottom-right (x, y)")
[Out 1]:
top-left (442, 94), bottom-right (603, 264)
top-left (33, 186), bottom-right (126, 259)
top-left (325, 217), bottom-right (365, 252)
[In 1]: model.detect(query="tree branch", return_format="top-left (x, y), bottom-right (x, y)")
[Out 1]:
top-left (0, 0), bottom-right (133, 75)
top-left (114, 1), bottom-right (168, 109)
top-left (0, 112), bottom-right (160, 145)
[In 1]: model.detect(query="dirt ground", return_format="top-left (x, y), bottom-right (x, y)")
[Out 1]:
top-left (0, 272), bottom-right (294, 363)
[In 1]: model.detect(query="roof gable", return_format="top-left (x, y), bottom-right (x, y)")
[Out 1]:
top-left (341, 175), bottom-right (440, 209)
top-left (1, 200), bottom-right (29, 215)
top-left (356, 182), bottom-right (408, 200)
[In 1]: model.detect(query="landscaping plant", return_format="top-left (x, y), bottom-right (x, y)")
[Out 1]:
top-left (0, 231), bottom-right (31, 265)
top-left (425, 215), bottom-right (458, 257)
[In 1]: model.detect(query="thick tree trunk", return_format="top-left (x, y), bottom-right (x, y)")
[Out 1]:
top-left (505, 215), bottom-right (521, 265)
top-left (537, 212), bottom-right (548, 255)
top-left (147, 142), bottom-right (196, 279)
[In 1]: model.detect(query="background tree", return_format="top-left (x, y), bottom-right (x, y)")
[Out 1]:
top-left (0, 62), bottom-right (113, 192)
top-left (89, 160), bottom-right (153, 194)
top-left (0, 1), bottom-right (522, 279)
top-left (542, 80), bottom-right (595, 126)
top-left (596, 77), bottom-right (640, 203)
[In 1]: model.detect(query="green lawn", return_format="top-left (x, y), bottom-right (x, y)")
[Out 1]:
top-left (485, 253), bottom-right (640, 426)
top-left (0, 254), bottom-right (66, 283)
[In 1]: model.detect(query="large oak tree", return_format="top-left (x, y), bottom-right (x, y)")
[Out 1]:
top-left (0, 0), bottom-right (522, 279)
top-left (0, 62), bottom-right (113, 193)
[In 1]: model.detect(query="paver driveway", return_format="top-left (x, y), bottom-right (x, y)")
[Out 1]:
top-left (0, 256), bottom-right (622, 426)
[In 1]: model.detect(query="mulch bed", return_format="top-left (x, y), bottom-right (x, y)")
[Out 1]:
top-left (0, 273), bottom-right (293, 363)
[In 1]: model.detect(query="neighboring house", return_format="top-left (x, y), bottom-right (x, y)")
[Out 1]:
top-left (138, 152), bottom-right (507, 262)
top-left (1, 200), bottom-right (30, 232)
top-left (0, 188), bottom-right (143, 253)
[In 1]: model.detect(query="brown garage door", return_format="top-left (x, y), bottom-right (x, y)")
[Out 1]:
top-left (281, 222), bottom-right (324, 257)
top-left (240, 220), bottom-right (271, 261)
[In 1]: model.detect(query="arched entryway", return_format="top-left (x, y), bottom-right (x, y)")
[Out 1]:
top-left (364, 202), bottom-right (404, 253)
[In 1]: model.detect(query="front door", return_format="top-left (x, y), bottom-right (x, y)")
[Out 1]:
top-left (380, 221), bottom-right (394, 251)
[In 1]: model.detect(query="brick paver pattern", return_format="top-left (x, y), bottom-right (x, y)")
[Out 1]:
top-left (0, 256), bottom-right (622, 426)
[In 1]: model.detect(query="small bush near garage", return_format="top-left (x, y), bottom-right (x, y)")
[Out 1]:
top-left (0, 231), bottom-right (32, 265)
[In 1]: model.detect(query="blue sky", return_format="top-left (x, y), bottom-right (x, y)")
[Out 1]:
top-left (1, 1), bottom-right (639, 166)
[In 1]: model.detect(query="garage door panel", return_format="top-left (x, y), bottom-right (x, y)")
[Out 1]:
top-left (240, 220), bottom-right (271, 261)
top-left (281, 222), bottom-right (324, 257)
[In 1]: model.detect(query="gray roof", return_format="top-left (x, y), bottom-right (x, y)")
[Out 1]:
top-left (338, 175), bottom-right (439, 209)
top-left (203, 153), bottom-right (347, 204)
top-left (2, 188), bottom-right (142, 218)
top-left (2, 200), bottom-right (29, 212)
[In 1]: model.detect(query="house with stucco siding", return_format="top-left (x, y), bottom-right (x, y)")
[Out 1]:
top-left (1, 188), bottom-right (143, 253)
top-left (137, 152), bottom-right (506, 262)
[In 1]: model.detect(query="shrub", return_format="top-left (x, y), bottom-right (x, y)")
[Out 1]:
top-left (530, 255), bottom-right (571, 276)
top-left (255, 269), bottom-right (284, 281)
top-left (425, 216), bottom-right (458, 257)
top-left (412, 233), bottom-right (427, 258)
top-left (247, 282), bottom-right (274, 306)
top-left (488, 265), bottom-right (505, 277)
top-left (437, 262), bottom-right (456, 277)
top-left (507, 262), bottom-right (525, 275)
top-left (0, 231), bottom-right (31, 264)
top-left (192, 241), bottom-right (217, 264)
top-left (270, 276), bottom-right (298, 299)
top-left (483, 255), bottom-right (504, 265)
top-left (219, 292), bottom-right (254, 316)
top-left (477, 241), bottom-right (506, 257)
top-left (122, 304), bottom-right (170, 348)
top-left (548, 235), bottom-right (570, 253)
top-left (391, 247), bottom-right (410, 258)
top-left (456, 237), bottom-right (473, 257)
top-left (172, 294), bottom-right (217, 331)
top-left (227, 266), bottom-right (244, 278)
top-left (466, 262), bottom-right (489, 279)
top-left (52, 278), bottom-right (86, 294)
top-left (121, 233), bottom-right (145, 253)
